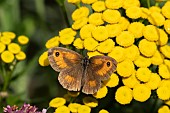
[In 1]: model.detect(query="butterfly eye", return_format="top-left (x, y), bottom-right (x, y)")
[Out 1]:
top-left (107, 62), bottom-right (111, 67)
top-left (55, 52), bottom-right (60, 57)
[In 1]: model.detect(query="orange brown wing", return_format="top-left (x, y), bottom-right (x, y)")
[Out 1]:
top-left (48, 47), bottom-right (83, 91)
top-left (48, 47), bottom-right (83, 72)
top-left (58, 65), bottom-right (83, 91)
top-left (89, 55), bottom-right (117, 80)
top-left (82, 55), bottom-right (117, 94)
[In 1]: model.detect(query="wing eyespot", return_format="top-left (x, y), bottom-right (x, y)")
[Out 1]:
top-left (55, 52), bottom-right (60, 57)
top-left (107, 61), bottom-right (111, 67)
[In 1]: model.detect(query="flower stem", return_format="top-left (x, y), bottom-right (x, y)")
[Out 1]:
top-left (147, 0), bottom-right (151, 8)
top-left (2, 71), bottom-right (10, 91)
top-left (2, 61), bottom-right (16, 91)
top-left (61, 4), bottom-right (71, 27)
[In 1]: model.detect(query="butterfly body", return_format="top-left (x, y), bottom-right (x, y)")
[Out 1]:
top-left (48, 47), bottom-right (117, 94)
top-left (82, 56), bottom-right (89, 69)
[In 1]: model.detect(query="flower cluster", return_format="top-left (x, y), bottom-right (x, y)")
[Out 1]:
top-left (39, 0), bottom-right (170, 112)
top-left (3, 103), bottom-right (46, 113)
top-left (0, 32), bottom-right (29, 63)
top-left (49, 93), bottom-right (109, 113)
top-left (0, 32), bottom-right (29, 109)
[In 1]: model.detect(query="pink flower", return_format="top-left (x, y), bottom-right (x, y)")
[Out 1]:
top-left (3, 103), bottom-right (47, 113)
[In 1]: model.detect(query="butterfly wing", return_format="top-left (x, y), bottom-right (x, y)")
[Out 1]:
top-left (82, 55), bottom-right (117, 94)
top-left (48, 47), bottom-right (83, 91)
top-left (58, 65), bottom-right (83, 91)
top-left (48, 47), bottom-right (83, 71)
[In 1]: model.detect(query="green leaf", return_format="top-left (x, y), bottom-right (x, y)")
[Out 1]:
top-left (6, 94), bottom-right (23, 105)
top-left (55, 0), bottom-right (65, 6)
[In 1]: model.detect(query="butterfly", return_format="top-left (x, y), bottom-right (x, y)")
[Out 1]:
top-left (48, 47), bottom-right (117, 94)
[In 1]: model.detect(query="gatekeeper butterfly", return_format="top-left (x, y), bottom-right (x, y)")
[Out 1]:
top-left (48, 47), bottom-right (117, 94)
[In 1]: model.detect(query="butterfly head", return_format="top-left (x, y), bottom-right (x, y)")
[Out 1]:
top-left (82, 56), bottom-right (90, 68)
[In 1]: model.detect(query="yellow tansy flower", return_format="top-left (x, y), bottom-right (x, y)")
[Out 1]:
top-left (145, 73), bottom-right (161, 90)
top-left (128, 22), bottom-right (144, 38)
top-left (157, 29), bottom-right (168, 46)
top-left (87, 51), bottom-right (103, 58)
top-left (38, 51), bottom-right (49, 66)
top-left (133, 84), bottom-right (151, 102)
top-left (78, 105), bottom-right (91, 113)
top-left (123, 0), bottom-right (140, 9)
top-left (102, 9), bottom-right (121, 24)
top-left (116, 31), bottom-right (135, 47)
top-left (59, 35), bottom-right (74, 45)
top-left (45, 36), bottom-right (60, 49)
top-left (140, 7), bottom-right (151, 19)
top-left (160, 45), bottom-right (170, 58)
top-left (158, 64), bottom-right (170, 79)
top-left (73, 38), bottom-right (84, 49)
top-left (99, 109), bottom-right (109, 113)
top-left (63, 94), bottom-right (72, 102)
top-left (80, 24), bottom-right (96, 39)
top-left (0, 42), bottom-right (6, 53)
top-left (1, 51), bottom-right (14, 63)
top-left (164, 19), bottom-right (170, 34)
top-left (68, 0), bottom-right (80, 4)
top-left (67, 91), bottom-right (80, 97)
top-left (8, 43), bottom-right (21, 54)
top-left (124, 44), bottom-right (140, 61)
top-left (148, 12), bottom-right (165, 26)
top-left (72, 7), bottom-right (89, 21)
top-left (72, 17), bottom-right (88, 30)
top-left (158, 105), bottom-right (170, 113)
top-left (106, 24), bottom-right (122, 38)
top-left (149, 6), bottom-right (161, 13)
top-left (49, 97), bottom-right (66, 108)
top-left (115, 86), bottom-right (133, 105)
top-left (134, 55), bottom-right (151, 68)
top-left (157, 86), bottom-right (170, 100)
top-left (81, 0), bottom-right (97, 4)
top-left (151, 50), bottom-right (164, 65)
top-left (138, 39), bottom-right (157, 57)
top-left (93, 85), bottom-right (108, 99)
top-left (159, 79), bottom-right (170, 88)
top-left (92, 1), bottom-right (106, 12)
top-left (143, 25), bottom-right (159, 41)
top-left (92, 26), bottom-right (109, 41)
top-left (164, 59), bottom-right (170, 69)
top-left (103, 73), bottom-right (119, 88)
top-left (165, 100), bottom-right (170, 106)
top-left (88, 13), bottom-right (104, 26)
top-left (83, 97), bottom-right (98, 108)
top-left (68, 103), bottom-right (81, 113)
top-left (118, 17), bottom-right (130, 30)
top-left (126, 6), bottom-right (142, 19)
top-left (117, 59), bottom-right (135, 77)
top-left (0, 36), bottom-right (11, 45)
top-left (136, 67), bottom-right (151, 82)
top-left (97, 39), bottom-right (115, 53)
top-left (122, 71), bottom-right (140, 88)
top-left (105, 0), bottom-right (123, 9)
top-left (162, 1), bottom-right (170, 18)
top-left (15, 51), bottom-right (26, 61)
top-left (2, 31), bottom-right (16, 39)
top-left (54, 106), bottom-right (70, 113)
top-left (108, 46), bottom-right (125, 62)
top-left (59, 28), bottom-right (76, 37)
top-left (17, 35), bottom-right (29, 45)
top-left (84, 38), bottom-right (98, 51)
